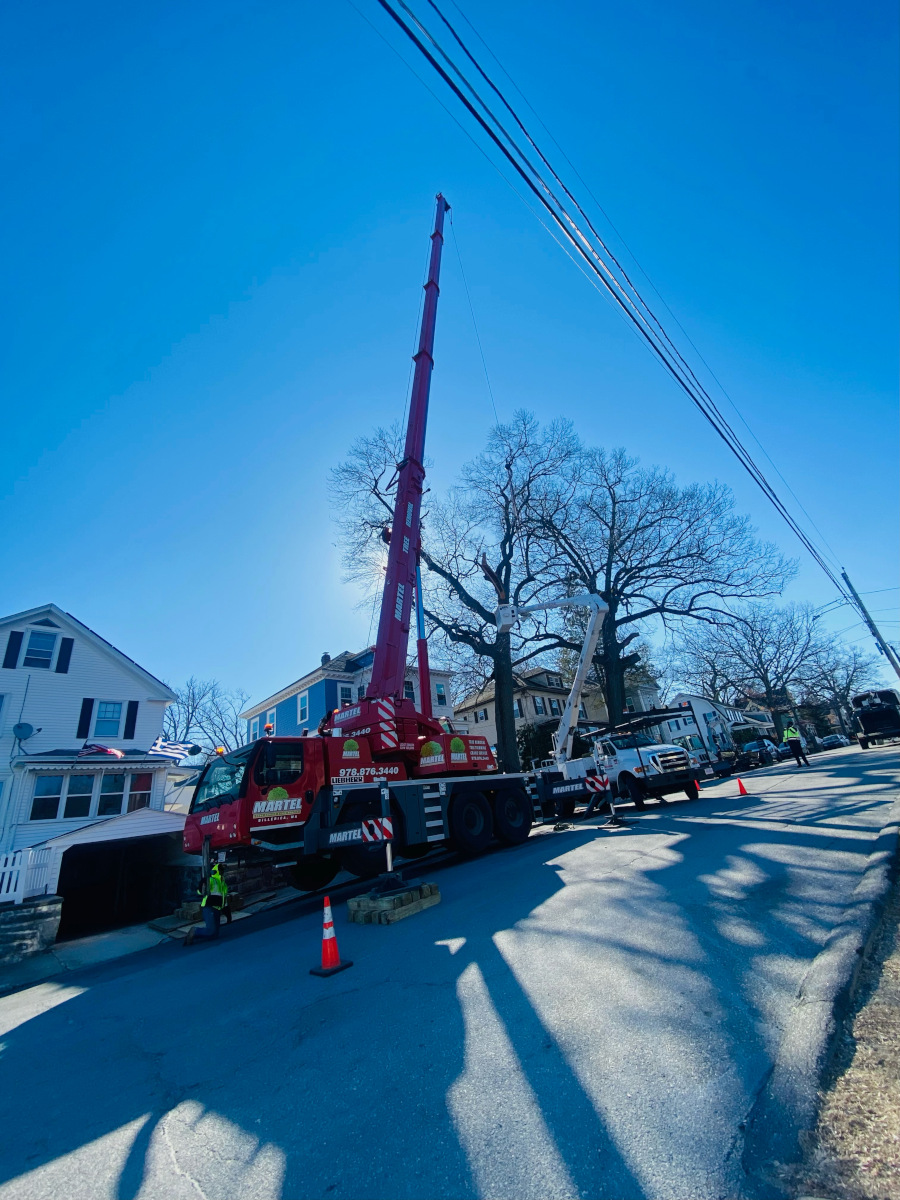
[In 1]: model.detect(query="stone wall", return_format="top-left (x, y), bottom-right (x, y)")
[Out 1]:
top-left (0, 895), bottom-right (63, 965)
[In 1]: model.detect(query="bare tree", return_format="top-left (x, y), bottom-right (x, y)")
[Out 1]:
top-left (664, 625), bottom-right (747, 705)
top-left (330, 412), bottom-right (579, 770)
top-left (163, 678), bottom-right (250, 752)
top-left (532, 448), bottom-right (793, 723)
top-left (797, 645), bottom-right (882, 738)
top-left (162, 678), bottom-right (217, 744)
top-left (668, 603), bottom-right (825, 738)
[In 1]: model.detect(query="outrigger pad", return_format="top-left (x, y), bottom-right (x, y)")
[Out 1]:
top-left (310, 960), bottom-right (353, 977)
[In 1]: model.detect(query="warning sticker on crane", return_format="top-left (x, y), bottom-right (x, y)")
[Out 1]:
top-left (361, 817), bottom-right (394, 842)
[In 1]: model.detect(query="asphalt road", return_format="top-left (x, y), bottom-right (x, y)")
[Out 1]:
top-left (0, 746), bottom-right (897, 1200)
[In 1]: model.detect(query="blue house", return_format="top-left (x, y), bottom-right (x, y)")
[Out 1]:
top-left (239, 648), bottom-right (455, 742)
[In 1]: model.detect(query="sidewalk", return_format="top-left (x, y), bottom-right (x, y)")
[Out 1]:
top-left (0, 884), bottom-right (305, 995)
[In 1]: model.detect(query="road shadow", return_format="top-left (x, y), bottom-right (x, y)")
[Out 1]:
top-left (0, 751), bottom-right (894, 1200)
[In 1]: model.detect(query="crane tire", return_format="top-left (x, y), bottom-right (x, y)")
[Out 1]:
top-left (492, 788), bottom-right (532, 846)
top-left (449, 791), bottom-right (494, 856)
top-left (684, 781), bottom-right (700, 801)
top-left (289, 857), bottom-right (339, 893)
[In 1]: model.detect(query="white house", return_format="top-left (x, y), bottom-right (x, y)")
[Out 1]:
top-left (670, 692), bottom-right (776, 753)
top-left (0, 601), bottom-right (182, 920)
top-left (0, 605), bottom-right (177, 854)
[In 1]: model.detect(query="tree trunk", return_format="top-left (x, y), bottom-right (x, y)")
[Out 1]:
top-left (492, 633), bottom-right (521, 772)
top-left (600, 623), bottom-right (627, 726)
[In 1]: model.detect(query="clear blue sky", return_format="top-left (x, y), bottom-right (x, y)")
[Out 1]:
top-left (2, 0), bottom-right (897, 703)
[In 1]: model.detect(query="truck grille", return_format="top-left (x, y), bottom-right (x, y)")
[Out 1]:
top-left (650, 750), bottom-right (690, 773)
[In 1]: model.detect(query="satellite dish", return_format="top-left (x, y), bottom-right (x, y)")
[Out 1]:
top-left (13, 723), bottom-right (34, 740)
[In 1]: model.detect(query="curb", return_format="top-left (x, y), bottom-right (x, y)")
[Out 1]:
top-left (739, 797), bottom-right (900, 1198)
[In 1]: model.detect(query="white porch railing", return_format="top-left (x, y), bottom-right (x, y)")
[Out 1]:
top-left (0, 848), bottom-right (54, 905)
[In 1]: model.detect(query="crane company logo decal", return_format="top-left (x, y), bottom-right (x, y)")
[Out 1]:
top-left (200, 812), bottom-right (220, 825)
top-left (337, 705), bottom-right (362, 723)
top-left (468, 739), bottom-right (492, 761)
top-left (268, 787), bottom-right (289, 800)
top-left (342, 739), bottom-right (360, 759)
top-left (327, 827), bottom-right (364, 845)
top-left (449, 737), bottom-right (467, 764)
top-left (420, 740), bottom-right (445, 766)
top-left (252, 794), bottom-right (304, 817)
top-left (551, 782), bottom-right (585, 795)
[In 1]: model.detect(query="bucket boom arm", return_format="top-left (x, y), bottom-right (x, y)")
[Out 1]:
top-left (496, 594), bottom-right (608, 765)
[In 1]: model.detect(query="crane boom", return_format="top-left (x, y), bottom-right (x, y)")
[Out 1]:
top-left (367, 194), bottom-right (450, 701)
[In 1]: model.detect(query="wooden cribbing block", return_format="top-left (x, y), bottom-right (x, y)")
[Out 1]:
top-left (347, 882), bottom-right (441, 925)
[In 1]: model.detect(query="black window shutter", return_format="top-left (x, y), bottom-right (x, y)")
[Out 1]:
top-left (55, 637), bottom-right (74, 674)
top-left (76, 698), bottom-right (94, 740)
top-left (124, 701), bottom-right (139, 740)
top-left (2, 631), bottom-right (23, 669)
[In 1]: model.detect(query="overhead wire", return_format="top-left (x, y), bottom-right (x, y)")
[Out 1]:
top-left (439, 0), bottom-right (844, 572)
top-left (371, 0), bottom-right (853, 604)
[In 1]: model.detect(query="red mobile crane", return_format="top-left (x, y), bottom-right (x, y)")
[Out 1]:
top-left (183, 196), bottom-right (536, 890)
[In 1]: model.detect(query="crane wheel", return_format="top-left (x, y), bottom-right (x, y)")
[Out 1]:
top-left (492, 788), bottom-right (532, 846)
top-left (449, 791), bottom-right (493, 856)
top-left (684, 781), bottom-right (700, 801)
top-left (289, 857), bottom-right (339, 893)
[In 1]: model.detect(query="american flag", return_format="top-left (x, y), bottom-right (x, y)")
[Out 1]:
top-left (77, 743), bottom-right (126, 759)
top-left (147, 737), bottom-right (200, 761)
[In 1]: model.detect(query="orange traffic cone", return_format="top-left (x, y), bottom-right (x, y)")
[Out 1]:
top-left (310, 895), bottom-right (353, 977)
top-left (737, 778), bottom-right (749, 796)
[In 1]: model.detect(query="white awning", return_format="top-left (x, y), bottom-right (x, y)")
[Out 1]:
top-left (35, 807), bottom-right (186, 849)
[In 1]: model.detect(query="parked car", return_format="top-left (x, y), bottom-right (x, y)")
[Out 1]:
top-left (735, 739), bottom-right (779, 769)
top-left (819, 733), bottom-right (849, 750)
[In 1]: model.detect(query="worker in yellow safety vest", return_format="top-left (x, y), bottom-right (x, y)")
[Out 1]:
top-left (183, 862), bottom-right (231, 946)
top-left (782, 723), bottom-right (810, 769)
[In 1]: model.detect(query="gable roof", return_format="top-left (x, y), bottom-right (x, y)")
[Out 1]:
top-left (0, 603), bottom-right (176, 701)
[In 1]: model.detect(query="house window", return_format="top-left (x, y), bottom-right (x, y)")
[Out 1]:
top-left (404, 681), bottom-right (415, 702)
top-left (547, 675), bottom-right (562, 689)
top-left (514, 698), bottom-right (525, 718)
top-left (298, 693), bottom-right (309, 724)
top-left (549, 698), bottom-right (561, 716)
top-left (23, 631), bottom-right (57, 669)
top-left (127, 773), bottom-right (153, 812)
top-left (436, 683), bottom-right (447, 707)
top-left (64, 774), bottom-right (95, 818)
top-left (94, 702), bottom-right (123, 738)
top-left (625, 699), bottom-right (636, 713)
top-left (578, 702), bottom-right (587, 718)
top-left (98, 773), bottom-right (126, 816)
top-left (250, 717), bottom-right (260, 740)
top-left (534, 696), bottom-right (546, 716)
top-left (31, 775), bottom-right (64, 820)
top-left (340, 686), bottom-right (353, 707)
top-left (266, 709), bottom-right (276, 733)
top-left (479, 708), bottom-right (488, 722)
top-left (357, 686), bottom-right (365, 701)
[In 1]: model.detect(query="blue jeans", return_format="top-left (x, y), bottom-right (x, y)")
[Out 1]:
top-left (194, 904), bottom-right (221, 940)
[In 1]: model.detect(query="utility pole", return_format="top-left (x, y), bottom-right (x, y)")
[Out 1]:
top-left (841, 570), bottom-right (900, 682)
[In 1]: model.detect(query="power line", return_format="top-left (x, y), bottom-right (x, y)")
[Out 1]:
top-left (371, 0), bottom-right (852, 603)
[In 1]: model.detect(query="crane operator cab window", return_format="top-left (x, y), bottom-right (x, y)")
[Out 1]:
top-left (191, 748), bottom-right (252, 812)
top-left (253, 742), bottom-right (305, 789)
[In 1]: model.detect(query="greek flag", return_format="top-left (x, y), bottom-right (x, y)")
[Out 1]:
top-left (148, 737), bottom-right (201, 761)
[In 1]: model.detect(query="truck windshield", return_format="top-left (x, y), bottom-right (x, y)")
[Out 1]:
top-left (608, 733), bottom-right (654, 750)
top-left (192, 749), bottom-right (252, 811)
